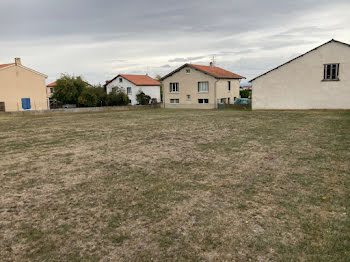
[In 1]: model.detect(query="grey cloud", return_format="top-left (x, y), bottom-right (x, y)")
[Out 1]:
top-left (169, 56), bottom-right (206, 63)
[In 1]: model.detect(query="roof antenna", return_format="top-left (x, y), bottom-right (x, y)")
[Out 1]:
top-left (212, 55), bottom-right (216, 66)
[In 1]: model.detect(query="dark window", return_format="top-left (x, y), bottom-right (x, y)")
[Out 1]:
top-left (198, 99), bottom-right (209, 104)
top-left (170, 99), bottom-right (179, 104)
top-left (186, 69), bottom-right (190, 74)
top-left (228, 81), bottom-right (231, 91)
top-left (50, 88), bottom-right (54, 94)
top-left (187, 95), bottom-right (191, 100)
top-left (324, 64), bottom-right (339, 80)
top-left (119, 78), bottom-right (123, 83)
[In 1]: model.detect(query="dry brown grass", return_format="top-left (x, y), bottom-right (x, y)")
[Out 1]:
top-left (0, 109), bottom-right (349, 261)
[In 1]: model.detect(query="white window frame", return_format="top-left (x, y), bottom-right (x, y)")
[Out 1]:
top-left (170, 83), bottom-right (179, 93)
top-left (170, 99), bottom-right (179, 104)
top-left (127, 87), bottom-right (132, 95)
top-left (323, 64), bottom-right (339, 80)
top-left (198, 82), bottom-right (209, 93)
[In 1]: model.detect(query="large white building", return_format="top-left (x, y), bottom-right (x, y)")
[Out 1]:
top-left (251, 39), bottom-right (350, 110)
top-left (105, 74), bottom-right (161, 105)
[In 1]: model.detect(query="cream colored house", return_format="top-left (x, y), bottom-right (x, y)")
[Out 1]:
top-left (0, 58), bottom-right (48, 112)
top-left (161, 63), bottom-right (245, 109)
top-left (251, 39), bottom-right (350, 110)
top-left (47, 81), bottom-right (56, 98)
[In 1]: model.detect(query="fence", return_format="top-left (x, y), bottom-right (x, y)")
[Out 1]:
top-left (2, 103), bottom-right (162, 115)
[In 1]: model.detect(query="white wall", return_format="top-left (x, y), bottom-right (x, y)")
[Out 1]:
top-left (252, 41), bottom-right (350, 109)
top-left (106, 76), bottom-right (160, 105)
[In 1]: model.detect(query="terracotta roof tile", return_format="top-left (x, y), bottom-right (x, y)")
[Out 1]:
top-left (47, 82), bottom-right (56, 87)
top-left (0, 63), bottom-right (15, 69)
top-left (188, 64), bottom-right (245, 79)
top-left (119, 75), bottom-right (161, 86)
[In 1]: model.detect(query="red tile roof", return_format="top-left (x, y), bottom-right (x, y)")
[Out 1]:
top-left (47, 82), bottom-right (56, 87)
top-left (119, 74), bottom-right (161, 86)
top-left (0, 63), bottom-right (15, 69)
top-left (161, 63), bottom-right (245, 80)
top-left (188, 64), bottom-right (245, 79)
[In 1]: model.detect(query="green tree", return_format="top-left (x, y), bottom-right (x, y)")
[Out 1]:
top-left (240, 90), bottom-right (251, 98)
top-left (53, 74), bottom-right (89, 104)
top-left (136, 91), bottom-right (151, 105)
top-left (93, 85), bottom-right (108, 106)
top-left (78, 88), bottom-right (98, 107)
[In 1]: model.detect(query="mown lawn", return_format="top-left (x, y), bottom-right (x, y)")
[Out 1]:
top-left (0, 109), bottom-right (349, 261)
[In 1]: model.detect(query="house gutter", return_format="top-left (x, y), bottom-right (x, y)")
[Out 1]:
top-left (214, 78), bottom-right (219, 109)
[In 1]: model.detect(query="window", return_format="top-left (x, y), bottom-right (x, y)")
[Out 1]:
top-left (198, 82), bottom-right (209, 93)
top-left (170, 99), bottom-right (179, 104)
top-left (228, 98), bottom-right (230, 104)
top-left (119, 78), bottom-right (123, 83)
top-left (186, 95), bottom-right (191, 100)
top-left (127, 87), bottom-right (132, 95)
top-left (198, 99), bottom-right (209, 104)
top-left (324, 64), bottom-right (339, 80)
top-left (50, 88), bottom-right (54, 94)
top-left (228, 81), bottom-right (231, 91)
top-left (220, 98), bottom-right (227, 104)
top-left (21, 98), bottom-right (31, 110)
top-left (170, 83), bottom-right (179, 93)
top-left (186, 69), bottom-right (191, 74)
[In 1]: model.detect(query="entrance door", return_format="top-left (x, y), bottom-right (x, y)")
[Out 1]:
top-left (0, 102), bottom-right (5, 112)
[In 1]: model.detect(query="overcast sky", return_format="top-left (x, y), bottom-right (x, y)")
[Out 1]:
top-left (1, 0), bottom-right (349, 85)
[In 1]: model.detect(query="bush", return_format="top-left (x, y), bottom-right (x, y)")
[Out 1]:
top-left (107, 90), bottom-right (129, 106)
top-left (136, 91), bottom-right (151, 105)
top-left (78, 88), bottom-right (98, 107)
top-left (240, 90), bottom-right (251, 98)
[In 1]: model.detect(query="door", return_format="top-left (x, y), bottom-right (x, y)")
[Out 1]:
top-left (0, 102), bottom-right (5, 112)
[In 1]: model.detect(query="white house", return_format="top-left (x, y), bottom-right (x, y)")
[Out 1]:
top-left (251, 39), bottom-right (350, 110)
top-left (105, 74), bottom-right (161, 105)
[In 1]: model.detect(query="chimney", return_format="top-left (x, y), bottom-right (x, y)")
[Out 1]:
top-left (15, 58), bottom-right (21, 66)
top-left (210, 62), bottom-right (213, 68)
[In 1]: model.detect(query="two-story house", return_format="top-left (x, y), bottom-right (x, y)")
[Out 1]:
top-left (161, 63), bottom-right (245, 109)
top-left (105, 74), bottom-right (161, 105)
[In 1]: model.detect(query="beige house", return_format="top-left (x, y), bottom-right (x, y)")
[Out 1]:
top-left (161, 63), bottom-right (245, 109)
top-left (0, 58), bottom-right (48, 112)
top-left (47, 81), bottom-right (56, 98)
top-left (251, 39), bottom-right (350, 110)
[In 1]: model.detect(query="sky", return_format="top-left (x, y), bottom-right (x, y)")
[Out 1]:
top-left (1, 0), bottom-right (350, 85)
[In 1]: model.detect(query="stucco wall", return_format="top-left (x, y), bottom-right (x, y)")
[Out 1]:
top-left (0, 65), bottom-right (48, 112)
top-left (162, 66), bottom-right (240, 109)
top-left (252, 41), bottom-right (350, 109)
top-left (106, 76), bottom-right (160, 105)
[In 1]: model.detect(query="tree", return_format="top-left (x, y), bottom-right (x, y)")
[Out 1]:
top-left (136, 91), bottom-right (151, 105)
top-left (53, 74), bottom-right (89, 105)
top-left (240, 90), bottom-right (251, 98)
top-left (155, 74), bottom-right (163, 101)
top-left (92, 85), bottom-right (108, 106)
top-left (78, 88), bottom-right (98, 107)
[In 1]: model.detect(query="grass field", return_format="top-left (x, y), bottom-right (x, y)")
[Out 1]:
top-left (0, 109), bottom-right (349, 261)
